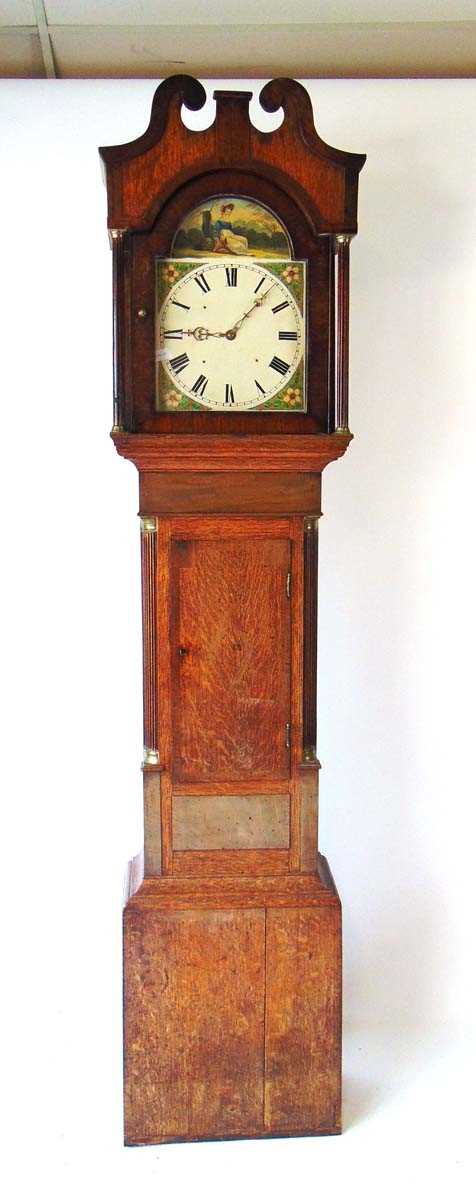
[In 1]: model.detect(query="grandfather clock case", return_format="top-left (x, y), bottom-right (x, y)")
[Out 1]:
top-left (100, 77), bottom-right (365, 1145)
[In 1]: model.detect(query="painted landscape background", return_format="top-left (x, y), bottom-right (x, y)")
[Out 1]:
top-left (171, 196), bottom-right (292, 259)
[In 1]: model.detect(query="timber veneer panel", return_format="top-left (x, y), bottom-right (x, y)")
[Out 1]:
top-left (124, 906), bottom-right (266, 1144)
top-left (171, 531), bottom-right (292, 784)
top-left (125, 858), bottom-right (338, 911)
top-left (124, 868), bottom-right (342, 1143)
top-left (264, 905), bottom-right (342, 1134)
top-left (139, 471), bottom-right (321, 515)
top-left (172, 847), bottom-right (290, 877)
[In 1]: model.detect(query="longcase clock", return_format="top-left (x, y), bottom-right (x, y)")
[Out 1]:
top-left (99, 76), bottom-right (365, 1145)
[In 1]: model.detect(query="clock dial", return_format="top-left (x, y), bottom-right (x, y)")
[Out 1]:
top-left (156, 259), bottom-right (306, 412)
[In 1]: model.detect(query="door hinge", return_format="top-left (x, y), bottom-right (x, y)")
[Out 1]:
top-left (286, 571), bottom-right (291, 599)
top-left (285, 722), bottom-right (291, 749)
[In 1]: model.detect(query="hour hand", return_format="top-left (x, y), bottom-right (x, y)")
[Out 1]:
top-left (183, 326), bottom-right (227, 341)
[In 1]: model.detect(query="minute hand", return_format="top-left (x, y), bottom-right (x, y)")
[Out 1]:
top-left (227, 283), bottom-right (276, 336)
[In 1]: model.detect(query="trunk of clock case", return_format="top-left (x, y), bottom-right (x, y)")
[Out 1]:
top-left (122, 471), bottom-right (341, 1144)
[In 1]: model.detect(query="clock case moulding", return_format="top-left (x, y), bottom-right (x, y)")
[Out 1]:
top-left (100, 76), bottom-right (365, 1145)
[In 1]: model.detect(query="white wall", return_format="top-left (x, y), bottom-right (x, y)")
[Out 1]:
top-left (0, 79), bottom-right (474, 1196)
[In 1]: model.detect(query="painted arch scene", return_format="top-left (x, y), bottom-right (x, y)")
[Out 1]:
top-left (171, 197), bottom-right (292, 259)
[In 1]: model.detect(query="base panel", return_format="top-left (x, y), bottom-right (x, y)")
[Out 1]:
top-left (124, 856), bottom-right (341, 1145)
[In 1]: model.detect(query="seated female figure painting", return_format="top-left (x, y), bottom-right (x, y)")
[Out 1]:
top-left (171, 197), bottom-right (292, 259)
top-left (211, 203), bottom-right (249, 255)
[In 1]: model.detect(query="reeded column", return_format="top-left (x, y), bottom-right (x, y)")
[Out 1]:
top-left (335, 233), bottom-right (353, 434)
top-left (303, 515), bottom-right (319, 764)
top-left (140, 516), bottom-right (159, 767)
top-left (111, 228), bottom-right (126, 433)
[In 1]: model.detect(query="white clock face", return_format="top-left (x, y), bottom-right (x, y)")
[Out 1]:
top-left (156, 259), bottom-right (306, 411)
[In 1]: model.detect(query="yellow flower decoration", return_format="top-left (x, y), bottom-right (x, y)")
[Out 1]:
top-left (164, 264), bottom-right (179, 285)
top-left (282, 264), bottom-right (300, 283)
top-left (283, 387), bottom-right (301, 408)
top-left (164, 389), bottom-right (181, 409)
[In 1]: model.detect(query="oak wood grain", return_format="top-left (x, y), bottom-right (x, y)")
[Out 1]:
top-left (171, 532), bottom-right (291, 783)
top-left (113, 431), bottom-right (352, 472)
top-left (143, 770), bottom-right (162, 876)
top-left (139, 471), bottom-right (321, 515)
top-left (299, 764), bottom-right (319, 872)
top-left (170, 515), bottom-right (291, 539)
top-left (126, 854), bottom-right (339, 911)
top-left (124, 861), bottom-right (341, 1142)
top-left (124, 906), bottom-right (265, 1144)
top-left (264, 904), bottom-right (341, 1134)
top-left (172, 778), bottom-right (290, 795)
top-left (172, 848), bottom-right (289, 876)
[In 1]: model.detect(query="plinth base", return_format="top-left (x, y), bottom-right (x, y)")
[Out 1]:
top-left (123, 856), bottom-right (341, 1145)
